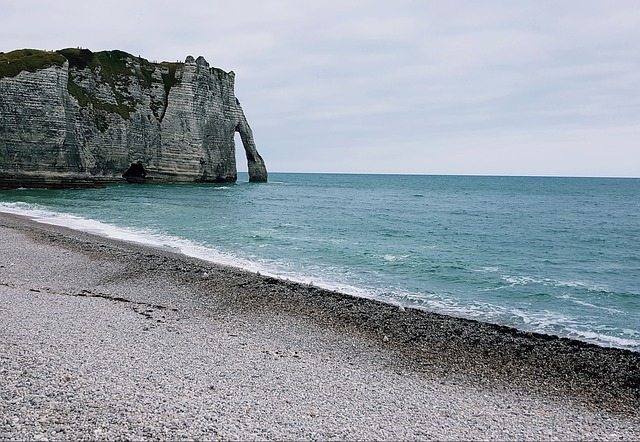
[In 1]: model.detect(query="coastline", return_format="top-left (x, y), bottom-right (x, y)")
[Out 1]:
top-left (1, 211), bottom-right (638, 440)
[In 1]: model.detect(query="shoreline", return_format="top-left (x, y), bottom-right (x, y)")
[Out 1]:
top-left (1, 211), bottom-right (638, 440)
top-left (2, 205), bottom-right (634, 353)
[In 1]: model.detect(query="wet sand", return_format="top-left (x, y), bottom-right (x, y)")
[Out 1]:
top-left (0, 212), bottom-right (638, 440)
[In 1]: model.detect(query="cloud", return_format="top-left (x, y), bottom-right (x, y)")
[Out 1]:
top-left (1, 0), bottom-right (639, 176)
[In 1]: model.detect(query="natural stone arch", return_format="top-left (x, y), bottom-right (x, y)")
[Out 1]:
top-left (235, 118), bottom-right (267, 182)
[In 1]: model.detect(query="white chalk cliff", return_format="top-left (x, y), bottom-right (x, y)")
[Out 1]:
top-left (0, 48), bottom-right (267, 188)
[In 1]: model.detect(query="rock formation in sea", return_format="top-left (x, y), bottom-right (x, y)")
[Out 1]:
top-left (0, 48), bottom-right (267, 189)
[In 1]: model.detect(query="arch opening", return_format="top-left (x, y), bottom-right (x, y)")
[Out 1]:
top-left (233, 120), bottom-right (267, 182)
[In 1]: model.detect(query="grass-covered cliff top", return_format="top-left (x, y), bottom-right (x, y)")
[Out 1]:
top-left (0, 48), bottom-right (185, 120)
top-left (0, 48), bottom-right (184, 88)
top-left (0, 49), bottom-right (67, 78)
top-left (58, 48), bottom-right (184, 95)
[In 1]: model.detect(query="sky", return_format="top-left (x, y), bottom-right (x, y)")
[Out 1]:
top-left (1, 1), bottom-right (639, 177)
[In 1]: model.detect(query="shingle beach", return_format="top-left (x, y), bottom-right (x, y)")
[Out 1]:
top-left (0, 212), bottom-right (638, 441)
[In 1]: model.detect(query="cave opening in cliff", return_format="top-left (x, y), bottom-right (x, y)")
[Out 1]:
top-left (122, 161), bottom-right (148, 183)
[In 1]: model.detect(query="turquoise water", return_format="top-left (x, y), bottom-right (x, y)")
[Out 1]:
top-left (1, 173), bottom-right (639, 351)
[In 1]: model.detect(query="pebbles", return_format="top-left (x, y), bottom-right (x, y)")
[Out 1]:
top-left (0, 212), bottom-right (639, 441)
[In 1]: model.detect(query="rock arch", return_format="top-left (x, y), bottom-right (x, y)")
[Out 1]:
top-left (235, 118), bottom-right (267, 182)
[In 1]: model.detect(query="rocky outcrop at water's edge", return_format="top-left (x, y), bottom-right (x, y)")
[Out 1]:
top-left (0, 48), bottom-right (267, 189)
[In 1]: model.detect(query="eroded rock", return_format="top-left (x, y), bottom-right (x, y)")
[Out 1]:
top-left (0, 48), bottom-right (268, 189)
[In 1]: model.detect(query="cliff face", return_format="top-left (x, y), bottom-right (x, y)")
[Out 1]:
top-left (0, 48), bottom-right (267, 189)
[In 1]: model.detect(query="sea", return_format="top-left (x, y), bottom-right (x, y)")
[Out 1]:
top-left (1, 173), bottom-right (638, 352)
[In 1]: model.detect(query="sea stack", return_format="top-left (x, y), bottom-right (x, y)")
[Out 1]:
top-left (0, 48), bottom-right (268, 189)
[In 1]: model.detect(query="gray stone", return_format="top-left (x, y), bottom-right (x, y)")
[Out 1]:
top-left (0, 49), bottom-right (267, 188)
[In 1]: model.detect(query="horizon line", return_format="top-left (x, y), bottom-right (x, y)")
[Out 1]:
top-left (235, 171), bottom-right (640, 179)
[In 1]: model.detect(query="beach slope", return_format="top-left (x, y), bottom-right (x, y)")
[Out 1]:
top-left (0, 213), bottom-right (638, 440)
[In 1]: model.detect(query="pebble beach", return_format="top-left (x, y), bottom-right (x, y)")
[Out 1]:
top-left (0, 212), bottom-right (638, 441)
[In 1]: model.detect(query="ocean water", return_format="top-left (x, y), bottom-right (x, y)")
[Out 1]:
top-left (1, 173), bottom-right (639, 351)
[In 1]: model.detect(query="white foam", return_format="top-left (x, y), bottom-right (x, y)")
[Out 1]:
top-left (476, 266), bottom-right (499, 273)
top-left (0, 202), bottom-right (269, 275)
top-left (564, 328), bottom-right (640, 350)
top-left (2, 201), bottom-right (638, 352)
top-left (397, 289), bottom-right (640, 350)
top-left (501, 275), bottom-right (542, 285)
top-left (501, 273), bottom-right (611, 293)
top-left (555, 280), bottom-right (608, 292)
top-left (0, 202), bottom-right (380, 301)
top-left (558, 294), bottom-right (624, 314)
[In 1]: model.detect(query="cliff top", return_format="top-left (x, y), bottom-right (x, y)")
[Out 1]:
top-left (0, 49), bottom-right (67, 78)
top-left (0, 48), bottom-right (187, 83)
top-left (0, 48), bottom-right (225, 119)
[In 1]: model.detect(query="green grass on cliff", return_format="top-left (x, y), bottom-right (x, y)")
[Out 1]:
top-left (74, 50), bottom-right (184, 120)
top-left (0, 49), bottom-right (66, 79)
top-left (65, 79), bottom-right (133, 125)
top-left (1, 47), bottom-right (184, 121)
top-left (58, 48), bottom-right (183, 93)
top-left (159, 62), bottom-right (182, 95)
top-left (64, 49), bottom-right (144, 119)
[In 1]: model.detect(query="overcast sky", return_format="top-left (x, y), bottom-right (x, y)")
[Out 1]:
top-left (2, 1), bottom-right (639, 177)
